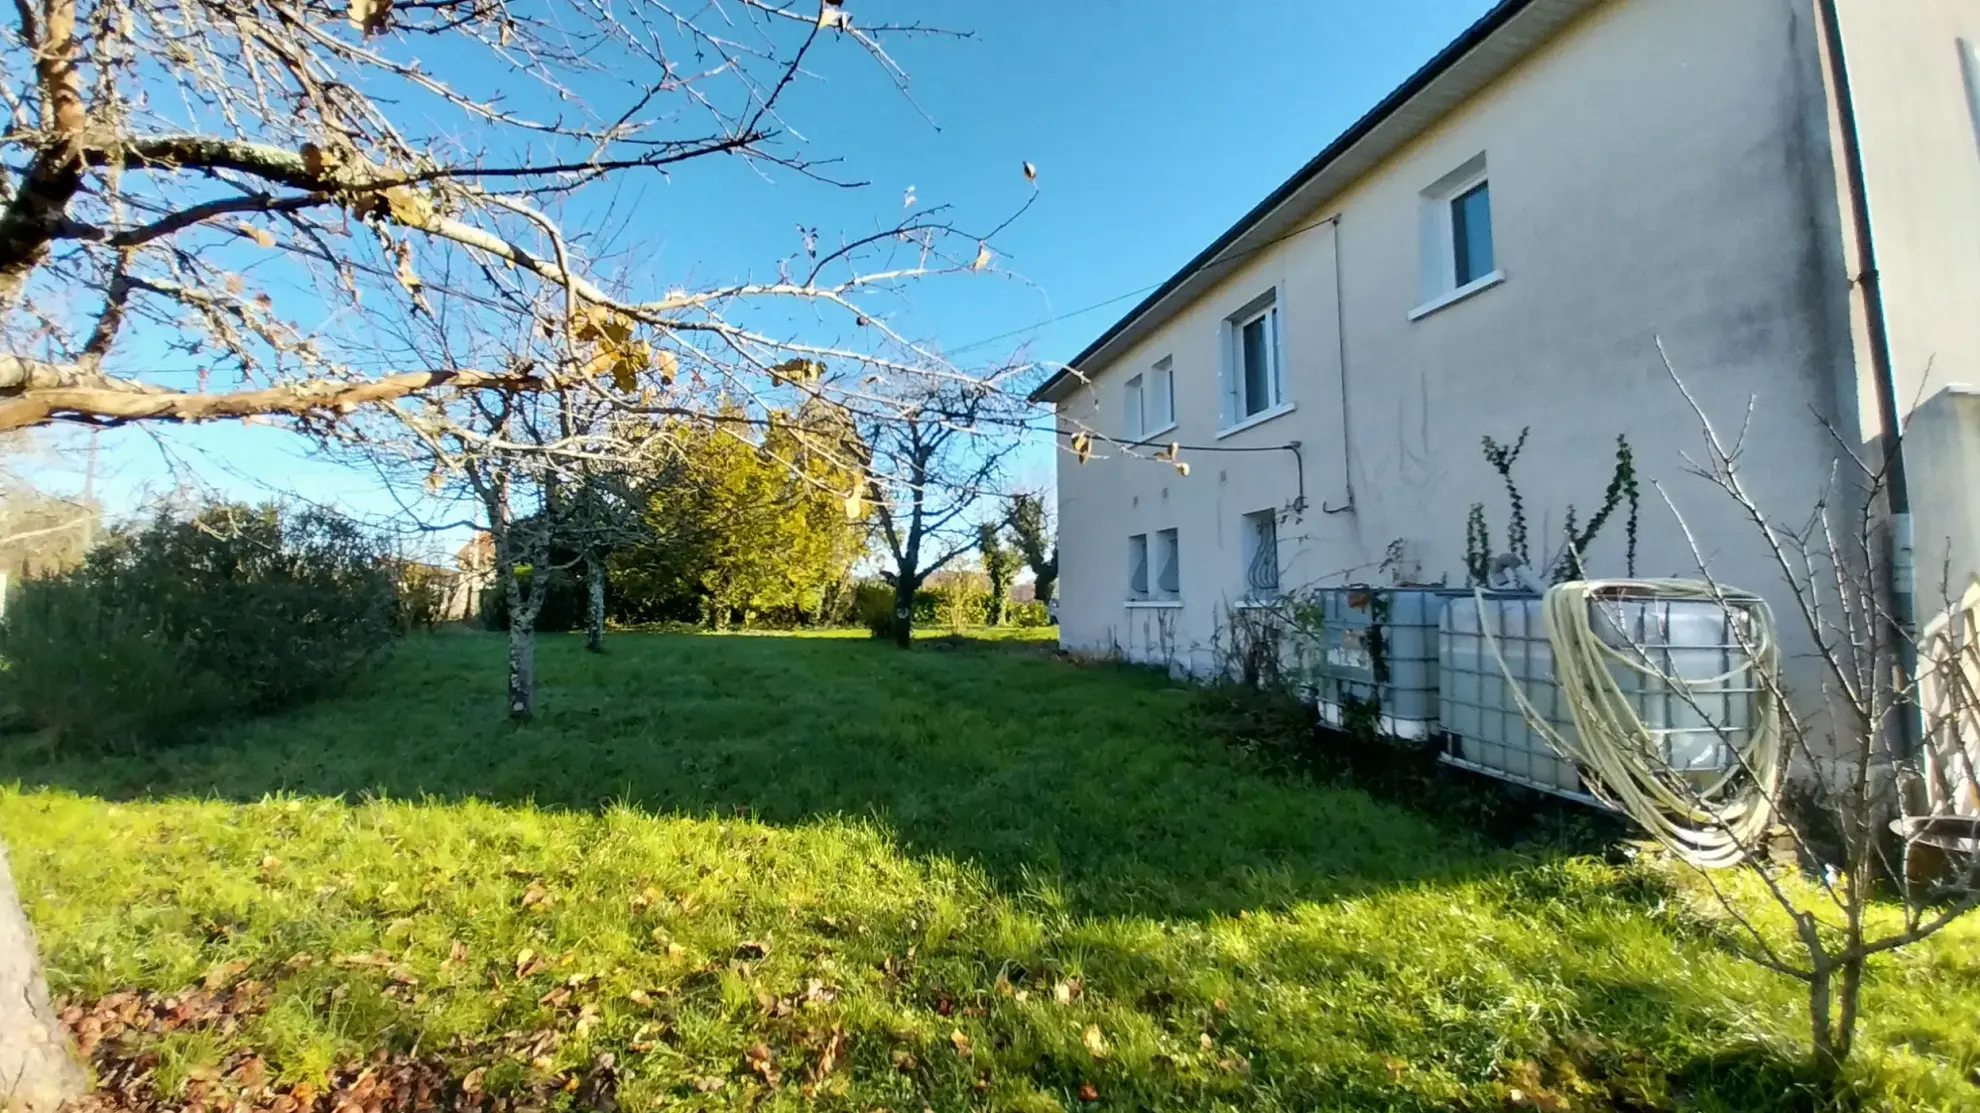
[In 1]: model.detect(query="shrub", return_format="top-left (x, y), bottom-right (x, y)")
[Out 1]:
top-left (0, 503), bottom-right (398, 748)
top-left (853, 581), bottom-right (895, 640)
top-left (1009, 600), bottom-right (1050, 628)
top-left (479, 562), bottom-right (587, 632)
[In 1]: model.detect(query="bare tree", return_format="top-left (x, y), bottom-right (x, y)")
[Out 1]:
top-left (862, 378), bottom-right (1026, 647)
top-left (0, 2), bottom-right (1043, 1101)
top-left (1587, 351), bottom-right (1980, 1075)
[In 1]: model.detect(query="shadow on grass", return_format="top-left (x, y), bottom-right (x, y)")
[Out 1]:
top-left (2, 629), bottom-right (1624, 922)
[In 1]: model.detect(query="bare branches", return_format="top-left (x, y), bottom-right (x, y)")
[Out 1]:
top-left (1648, 344), bottom-right (1980, 1072)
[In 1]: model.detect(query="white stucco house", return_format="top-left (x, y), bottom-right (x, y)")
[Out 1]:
top-left (1032, 0), bottom-right (1980, 685)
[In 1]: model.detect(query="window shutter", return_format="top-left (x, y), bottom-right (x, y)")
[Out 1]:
top-left (1123, 377), bottom-right (1143, 441)
top-left (1218, 325), bottom-right (1239, 428)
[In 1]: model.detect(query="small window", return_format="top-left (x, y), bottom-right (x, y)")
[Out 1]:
top-left (1155, 528), bottom-right (1180, 599)
top-left (1241, 510), bottom-right (1279, 600)
top-left (1451, 181), bottom-right (1494, 286)
top-left (1147, 358), bottom-right (1175, 434)
top-left (1220, 295), bottom-right (1283, 429)
top-left (1123, 374), bottom-right (1145, 441)
top-left (1128, 534), bottom-right (1149, 599)
top-left (1415, 154), bottom-right (1502, 317)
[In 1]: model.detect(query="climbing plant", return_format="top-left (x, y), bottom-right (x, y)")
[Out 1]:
top-left (1465, 428), bottom-right (1640, 586)
top-left (1551, 435), bottom-right (1641, 582)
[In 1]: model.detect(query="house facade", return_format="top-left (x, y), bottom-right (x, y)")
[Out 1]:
top-left (1034, 0), bottom-right (1980, 683)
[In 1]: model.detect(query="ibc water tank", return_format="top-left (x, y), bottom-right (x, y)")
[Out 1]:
top-left (1291, 587), bottom-right (1460, 741)
top-left (1440, 590), bottom-right (1763, 800)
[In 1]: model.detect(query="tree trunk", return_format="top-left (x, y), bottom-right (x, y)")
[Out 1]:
top-left (1034, 571), bottom-right (1056, 608)
top-left (0, 842), bottom-right (88, 1112)
top-left (1809, 962), bottom-right (1839, 1075)
top-left (507, 618), bottom-right (536, 719)
top-left (891, 581), bottom-right (915, 648)
top-left (584, 552), bottom-right (606, 654)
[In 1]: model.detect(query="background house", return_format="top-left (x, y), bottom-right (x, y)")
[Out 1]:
top-left (1034, 0), bottom-right (1980, 693)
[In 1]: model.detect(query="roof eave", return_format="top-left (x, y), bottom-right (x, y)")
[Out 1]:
top-left (1028, 0), bottom-right (1594, 405)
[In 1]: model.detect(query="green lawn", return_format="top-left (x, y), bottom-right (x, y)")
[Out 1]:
top-left (3, 630), bottom-right (1978, 1111)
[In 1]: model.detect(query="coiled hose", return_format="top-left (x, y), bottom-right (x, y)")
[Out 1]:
top-left (1477, 578), bottom-right (1784, 870)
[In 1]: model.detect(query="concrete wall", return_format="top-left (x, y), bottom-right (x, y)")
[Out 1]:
top-left (1053, 0), bottom-right (1860, 685)
top-left (1826, 0), bottom-right (1980, 438)
top-left (1909, 386), bottom-right (1980, 617)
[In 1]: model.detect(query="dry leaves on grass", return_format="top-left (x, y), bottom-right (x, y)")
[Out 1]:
top-left (60, 985), bottom-right (621, 1113)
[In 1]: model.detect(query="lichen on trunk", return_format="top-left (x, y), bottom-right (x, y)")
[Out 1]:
top-left (0, 842), bottom-right (88, 1112)
top-left (584, 551), bottom-right (606, 654)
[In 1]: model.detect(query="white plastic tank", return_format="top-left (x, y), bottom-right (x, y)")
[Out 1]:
top-left (1438, 591), bottom-right (1759, 801)
top-left (1291, 587), bottom-right (1458, 741)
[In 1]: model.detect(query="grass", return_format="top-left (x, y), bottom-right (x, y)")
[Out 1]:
top-left (2, 628), bottom-right (1978, 1111)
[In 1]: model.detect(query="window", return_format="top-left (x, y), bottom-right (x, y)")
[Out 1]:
top-left (1414, 154), bottom-right (1503, 319)
top-left (1451, 181), bottom-right (1494, 286)
top-left (1146, 358), bottom-right (1175, 434)
top-left (1154, 528), bottom-right (1180, 599)
top-left (1128, 534), bottom-right (1149, 599)
top-left (1219, 294), bottom-right (1284, 430)
top-left (1122, 361), bottom-right (1175, 442)
top-left (1241, 510), bottom-right (1279, 600)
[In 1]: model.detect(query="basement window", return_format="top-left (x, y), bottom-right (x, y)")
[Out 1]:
top-left (1128, 533), bottom-right (1149, 600)
top-left (1241, 510), bottom-right (1279, 600)
top-left (1155, 528), bottom-right (1180, 600)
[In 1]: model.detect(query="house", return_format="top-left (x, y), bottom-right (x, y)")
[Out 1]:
top-left (1032, 0), bottom-right (1980, 686)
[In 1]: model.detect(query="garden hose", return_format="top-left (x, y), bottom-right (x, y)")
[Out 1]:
top-left (1476, 579), bottom-right (1785, 870)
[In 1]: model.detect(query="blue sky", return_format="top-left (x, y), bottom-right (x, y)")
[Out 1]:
top-left (50, 0), bottom-right (1497, 558)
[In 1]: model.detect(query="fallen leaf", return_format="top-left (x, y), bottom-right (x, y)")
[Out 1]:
top-left (1200, 1033), bottom-right (1214, 1050)
top-left (1077, 1083), bottom-right (1099, 1102)
top-left (949, 1029), bottom-right (972, 1058)
top-left (460, 1068), bottom-right (486, 1095)
top-left (693, 1077), bottom-right (725, 1093)
top-left (812, 1024), bottom-right (847, 1079)
top-left (627, 989), bottom-right (654, 1007)
top-left (1053, 978), bottom-right (1082, 1005)
top-left (1082, 1024), bottom-right (1109, 1060)
top-left (1382, 1055), bottom-right (1408, 1081)
top-left (202, 959), bottom-right (251, 989)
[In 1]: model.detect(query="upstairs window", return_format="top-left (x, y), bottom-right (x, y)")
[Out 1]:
top-left (1414, 154), bottom-right (1504, 319)
top-left (1220, 292), bottom-right (1284, 429)
top-left (1451, 181), bottom-right (1495, 286)
top-left (1241, 510), bottom-right (1279, 600)
top-left (1124, 359), bottom-right (1176, 442)
top-left (1154, 528), bottom-right (1180, 599)
top-left (1146, 357), bottom-right (1175, 435)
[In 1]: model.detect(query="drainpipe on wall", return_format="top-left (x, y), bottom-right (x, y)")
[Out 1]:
top-left (1814, 0), bottom-right (1919, 757)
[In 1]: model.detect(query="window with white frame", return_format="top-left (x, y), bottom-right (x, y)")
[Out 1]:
top-left (1415, 154), bottom-right (1502, 317)
top-left (1127, 533), bottom-right (1149, 599)
top-left (1146, 358), bottom-right (1175, 435)
top-left (1123, 360), bottom-right (1175, 442)
top-left (1241, 510), bottom-right (1279, 600)
top-left (1154, 528), bottom-right (1180, 599)
top-left (1219, 293), bottom-right (1283, 429)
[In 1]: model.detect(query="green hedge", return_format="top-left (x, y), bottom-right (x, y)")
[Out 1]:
top-left (0, 504), bottom-right (398, 749)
